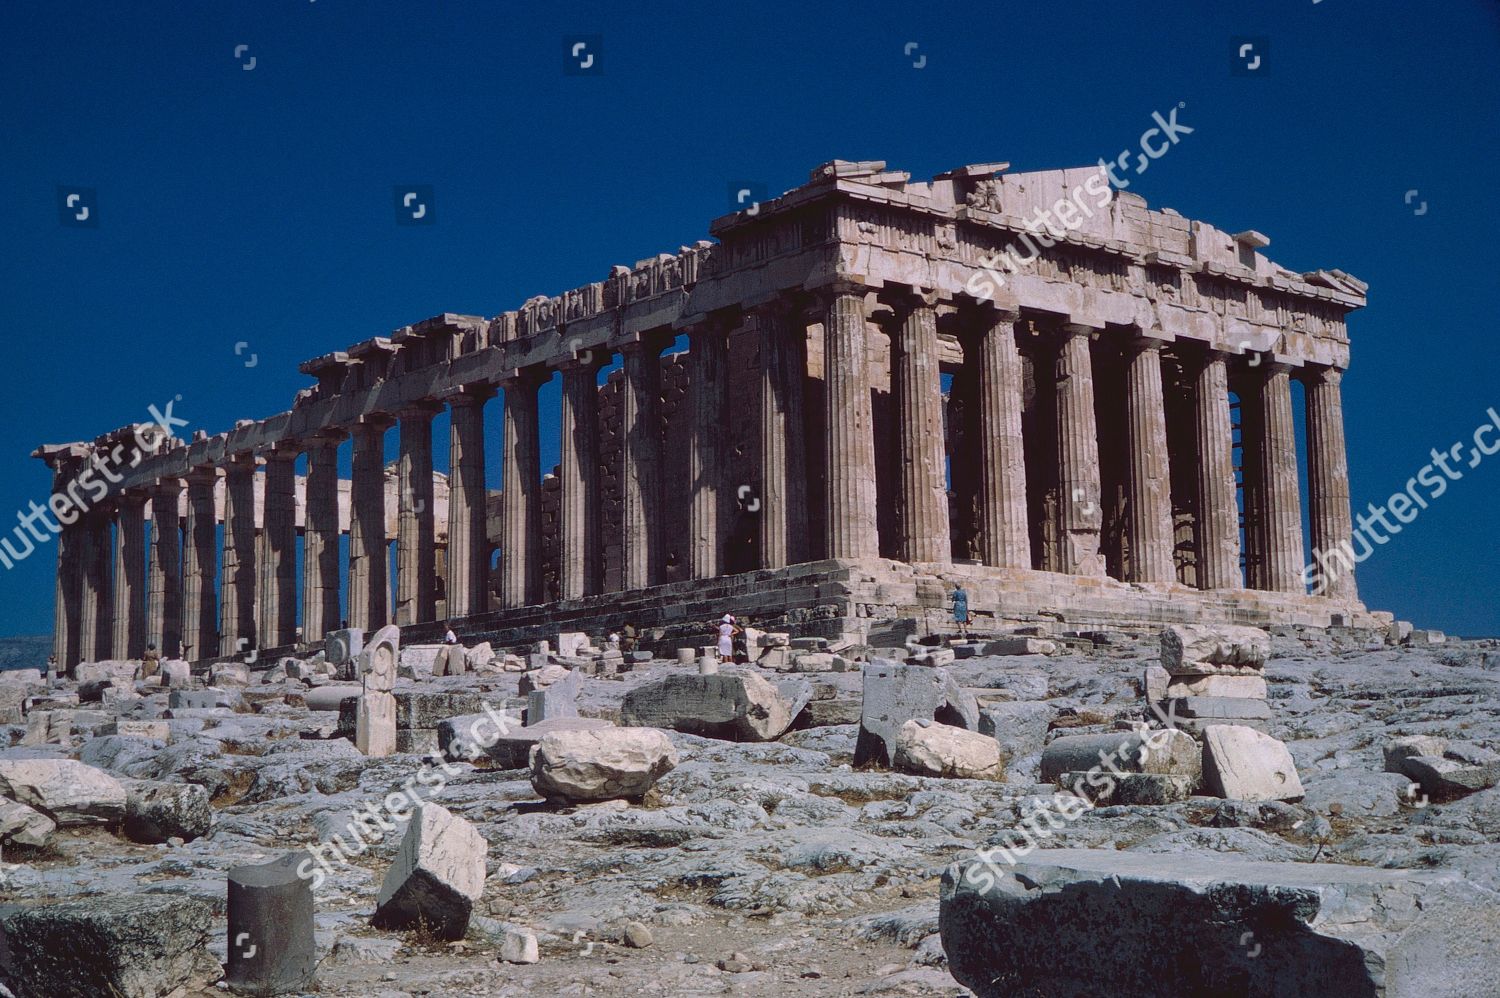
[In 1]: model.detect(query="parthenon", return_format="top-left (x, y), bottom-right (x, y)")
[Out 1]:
top-left (35, 158), bottom-right (1373, 670)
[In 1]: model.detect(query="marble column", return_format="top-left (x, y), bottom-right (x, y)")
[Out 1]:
top-left (147, 478), bottom-right (183, 657)
top-left (111, 492), bottom-right (147, 660)
top-left (1193, 350), bottom-right (1242, 590)
top-left (258, 448), bottom-right (298, 648)
top-left (687, 321), bottom-right (729, 578)
top-left (500, 373), bottom-right (543, 608)
top-left (396, 403), bottom-right (440, 625)
top-left (54, 517), bottom-right (83, 670)
top-left (620, 336), bottom-right (666, 589)
top-left (181, 467), bottom-right (219, 661)
top-left (889, 290), bottom-right (951, 565)
top-left (1122, 336), bottom-right (1176, 583)
top-left (349, 416), bottom-right (393, 630)
top-left (302, 432), bottom-right (344, 641)
top-left (78, 511), bottom-right (112, 664)
top-left (974, 307), bottom-right (1031, 569)
top-left (1254, 363), bottom-right (1306, 593)
top-left (1305, 365), bottom-right (1358, 600)
top-left (446, 388), bottom-right (493, 619)
top-left (821, 286), bottom-right (879, 560)
top-left (755, 301), bottom-right (809, 569)
top-left (560, 359), bottom-right (602, 597)
top-left (1055, 325), bottom-right (1104, 575)
top-left (220, 455), bottom-right (257, 655)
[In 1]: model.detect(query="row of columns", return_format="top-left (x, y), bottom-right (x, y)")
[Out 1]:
top-left (51, 285), bottom-right (1357, 668)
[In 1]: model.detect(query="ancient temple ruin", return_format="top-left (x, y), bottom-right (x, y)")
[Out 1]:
top-left (35, 159), bottom-right (1374, 668)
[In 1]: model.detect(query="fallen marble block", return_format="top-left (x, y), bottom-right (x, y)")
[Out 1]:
top-left (121, 779), bottom-right (212, 844)
top-left (1163, 674), bottom-right (1267, 699)
top-left (0, 758), bottom-right (127, 827)
top-left (168, 687), bottom-right (240, 710)
top-left (530, 725), bottom-right (678, 803)
top-left (371, 803), bottom-right (487, 940)
top-left (225, 852), bottom-right (317, 996)
top-left (526, 668), bottom-right (581, 724)
top-left (1159, 623), bottom-right (1270, 673)
top-left (1383, 733), bottom-right (1450, 774)
top-left (1400, 744), bottom-right (1500, 800)
top-left (1060, 771), bottom-right (1197, 805)
top-left (1039, 728), bottom-right (1201, 785)
top-left (940, 848), bottom-right (1500, 998)
top-left (438, 713), bottom-right (599, 768)
top-left (395, 690), bottom-right (489, 730)
top-left (0, 894), bottom-right (214, 998)
top-left (0, 797), bottom-right (55, 848)
top-left (893, 719), bottom-right (1003, 780)
top-left (619, 672), bottom-right (807, 742)
top-left (855, 660), bottom-right (979, 768)
top-left (1202, 725), bottom-right (1304, 802)
top-left (981, 637), bottom-right (1057, 656)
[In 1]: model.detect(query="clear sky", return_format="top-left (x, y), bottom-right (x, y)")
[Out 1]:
top-left (1, 0), bottom-right (1497, 638)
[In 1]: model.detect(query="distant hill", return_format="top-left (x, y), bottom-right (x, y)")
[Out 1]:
top-left (0, 634), bottom-right (52, 671)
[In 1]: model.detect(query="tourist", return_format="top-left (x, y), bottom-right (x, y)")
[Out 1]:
top-left (717, 613), bottom-right (739, 664)
top-left (443, 623), bottom-right (458, 645)
top-left (141, 642), bottom-right (160, 679)
top-left (620, 622), bottom-right (638, 654)
top-left (951, 583), bottom-right (970, 639)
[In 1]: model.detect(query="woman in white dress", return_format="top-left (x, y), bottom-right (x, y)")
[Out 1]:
top-left (717, 614), bottom-right (737, 663)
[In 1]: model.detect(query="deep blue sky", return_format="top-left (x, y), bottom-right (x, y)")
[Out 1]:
top-left (2, 0), bottom-right (1497, 637)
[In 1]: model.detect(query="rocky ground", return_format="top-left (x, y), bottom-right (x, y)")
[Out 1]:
top-left (3, 627), bottom-right (1499, 997)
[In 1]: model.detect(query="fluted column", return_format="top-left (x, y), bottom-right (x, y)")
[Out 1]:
top-left (220, 455), bottom-right (257, 655)
top-left (446, 388), bottom-right (493, 619)
top-left (1305, 365), bottom-right (1357, 600)
top-left (1193, 350), bottom-right (1241, 589)
top-left (396, 403), bottom-right (440, 625)
top-left (1254, 363), bottom-right (1306, 593)
top-left (258, 448), bottom-right (298, 648)
top-left (687, 320), bottom-right (730, 578)
top-left (560, 359), bottom-right (602, 598)
top-left (620, 336), bottom-right (666, 589)
top-left (301, 432), bottom-right (344, 641)
top-left (54, 516), bottom-right (83, 671)
top-left (974, 307), bottom-right (1031, 568)
top-left (755, 301), bottom-right (809, 569)
top-left (349, 416), bottom-right (393, 630)
top-left (181, 467), bottom-right (219, 661)
top-left (1055, 325), bottom-right (1104, 575)
top-left (821, 286), bottom-right (879, 560)
top-left (1122, 336), bottom-right (1176, 583)
top-left (500, 373), bottom-right (542, 608)
top-left (78, 511), bottom-right (112, 664)
top-left (111, 493), bottom-right (147, 660)
top-left (889, 289), bottom-right (951, 565)
top-left (147, 478), bottom-right (183, 657)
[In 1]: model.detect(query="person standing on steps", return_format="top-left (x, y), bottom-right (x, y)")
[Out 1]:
top-left (951, 583), bottom-right (970, 639)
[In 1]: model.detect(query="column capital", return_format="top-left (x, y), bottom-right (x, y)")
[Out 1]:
top-left (115, 489), bottom-right (149, 510)
top-left (1125, 334), bottom-right (1166, 354)
top-left (1302, 363), bottom-right (1345, 387)
top-left (498, 366), bottom-right (546, 391)
top-left (354, 411), bottom-right (398, 431)
top-left (223, 450), bottom-right (259, 470)
top-left (148, 476), bottom-right (183, 497)
top-left (182, 465), bottom-right (219, 486)
top-left (614, 327), bottom-right (673, 355)
top-left (814, 280), bottom-right (873, 303)
top-left (1060, 322), bottom-right (1100, 340)
top-left (395, 399), bottom-right (445, 421)
top-left (302, 428), bottom-right (348, 451)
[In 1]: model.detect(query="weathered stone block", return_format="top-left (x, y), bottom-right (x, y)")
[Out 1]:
top-left (1039, 729), bottom-right (1201, 784)
top-left (1203, 725), bottom-right (1304, 802)
top-left (1059, 771), bottom-right (1197, 805)
top-left (394, 691), bottom-right (488, 730)
top-left (894, 719), bottom-right (1004, 780)
top-left (981, 637), bottom-right (1057, 656)
top-left (1383, 734), bottom-right (1450, 774)
top-left (0, 758), bottom-right (127, 826)
top-left (0, 797), bottom-right (55, 848)
top-left (1164, 696), bottom-right (1272, 721)
top-left (530, 726), bottom-right (678, 802)
top-left (438, 712), bottom-right (594, 768)
top-left (526, 669), bottom-right (580, 725)
top-left (855, 660), bottom-right (980, 768)
top-left (326, 628), bottom-right (365, 665)
top-left (620, 672), bottom-right (805, 742)
top-left (1163, 674), bottom-right (1267, 699)
top-left (0, 894), bottom-right (214, 998)
top-left (371, 803), bottom-right (487, 941)
top-left (941, 849), bottom-right (1500, 998)
top-left (355, 692), bottom-right (397, 757)
top-left (1160, 624), bottom-right (1270, 673)
top-left (122, 779), bottom-right (211, 844)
